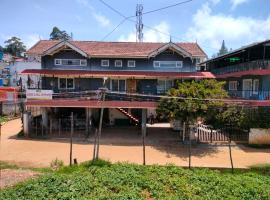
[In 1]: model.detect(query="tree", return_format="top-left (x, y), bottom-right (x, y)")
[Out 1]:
top-left (50, 26), bottom-right (71, 40)
top-left (217, 40), bottom-right (228, 56)
top-left (156, 79), bottom-right (228, 124)
top-left (4, 37), bottom-right (26, 57)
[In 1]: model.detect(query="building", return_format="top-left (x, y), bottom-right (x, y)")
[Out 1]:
top-left (202, 39), bottom-right (270, 106)
top-left (22, 40), bottom-right (212, 136)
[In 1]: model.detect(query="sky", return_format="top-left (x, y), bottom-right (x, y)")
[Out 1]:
top-left (0, 0), bottom-right (269, 57)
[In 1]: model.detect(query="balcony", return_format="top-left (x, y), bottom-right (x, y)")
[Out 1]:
top-left (228, 90), bottom-right (270, 100)
top-left (212, 59), bottom-right (270, 75)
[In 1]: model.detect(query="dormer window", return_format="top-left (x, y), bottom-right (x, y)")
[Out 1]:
top-left (154, 61), bottom-right (183, 68)
top-left (128, 60), bottom-right (136, 67)
top-left (115, 60), bottom-right (122, 67)
top-left (101, 60), bottom-right (109, 67)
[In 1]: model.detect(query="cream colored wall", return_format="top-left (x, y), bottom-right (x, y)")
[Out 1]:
top-left (109, 108), bottom-right (128, 125)
top-left (249, 128), bottom-right (270, 144)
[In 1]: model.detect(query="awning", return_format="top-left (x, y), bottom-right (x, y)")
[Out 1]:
top-left (21, 69), bottom-right (216, 79)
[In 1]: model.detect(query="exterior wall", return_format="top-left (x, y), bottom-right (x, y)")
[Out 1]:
top-left (262, 76), bottom-right (270, 91)
top-left (109, 108), bottom-right (128, 125)
top-left (41, 49), bottom-right (197, 72)
top-left (249, 128), bottom-right (270, 144)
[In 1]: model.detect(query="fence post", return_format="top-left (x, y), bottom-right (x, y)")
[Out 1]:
top-left (210, 128), bottom-right (213, 143)
top-left (183, 122), bottom-right (186, 142)
top-left (58, 118), bottom-right (61, 137)
top-left (41, 120), bottom-right (44, 137)
top-left (69, 112), bottom-right (74, 166)
top-left (35, 117), bottom-right (38, 137)
top-left (188, 123), bottom-right (191, 169)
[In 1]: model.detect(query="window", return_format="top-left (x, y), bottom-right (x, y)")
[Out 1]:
top-left (55, 59), bottom-right (61, 65)
top-left (128, 60), bottom-right (136, 67)
top-left (115, 60), bottom-right (122, 67)
top-left (229, 81), bottom-right (237, 91)
top-left (253, 79), bottom-right (259, 94)
top-left (157, 80), bottom-right (173, 94)
top-left (153, 61), bottom-right (183, 68)
top-left (58, 78), bottom-right (74, 89)
top-left (101, 60), bottom-right (109, 67)
top-left (111, 79), bottom-right (126, 92)
top-left (54, 59), bottom-right (87, 66)
top-left (153, 61), bottom-right (160, 68)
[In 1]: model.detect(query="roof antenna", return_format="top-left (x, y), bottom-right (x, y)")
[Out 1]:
top-left (169, 35), bottom-right (172, 43)
top-left (136, 4), bottom-right (143, 42)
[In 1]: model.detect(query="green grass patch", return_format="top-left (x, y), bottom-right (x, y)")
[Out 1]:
top-left (2, 160), bottom-right (270, 199)
top-left (0, 115), bottom-right (9, 124)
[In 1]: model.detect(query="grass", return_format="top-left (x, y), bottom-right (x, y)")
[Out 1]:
top-left (0, 115), bottom-right (9, 124)
top-left (1, 160), bottom-right (270, 200)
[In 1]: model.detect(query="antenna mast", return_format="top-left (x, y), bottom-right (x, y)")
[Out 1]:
top-left (136, 4), bottom-right (143, 42)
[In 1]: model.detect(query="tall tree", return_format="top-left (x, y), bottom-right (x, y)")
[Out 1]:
top-left (217, 40), bottom-right (228, 56)
top-left (156, 80), bottom-right (228, 123)
top-left (4, 37), bottom-right (26, 57)
top-left (50, 26), bottom-right (71, 40)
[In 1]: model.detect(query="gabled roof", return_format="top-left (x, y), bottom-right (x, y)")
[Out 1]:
top-left (26, 40), bottom-right (207, 58)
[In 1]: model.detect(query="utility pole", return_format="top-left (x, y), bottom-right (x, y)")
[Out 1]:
top-left (136, 4), bottom-right (143, 42)
top-left (69, 112), bottom-right (74, 166)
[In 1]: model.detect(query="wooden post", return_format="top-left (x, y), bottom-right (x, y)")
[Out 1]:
top-left (70, 112), bottom-right (74, 166)
top-left (210, 128), bottom-right (213, 143)
top-left (58, 118), bottom-right (61, 137)
top-left (183, 122), bottom-right (186, 142)
top-left (92, 129), bottom-right (97, 161)
top-left (141, 109), bottom-right (147, 165)
top-left (229, 125), bottom-right (234, 173)
top-left (96, 89), bottom-right (106, 160)
top-left (188, 123), bottom-right (191, 169)
top-left (36, 117), bottom-right (38, 136)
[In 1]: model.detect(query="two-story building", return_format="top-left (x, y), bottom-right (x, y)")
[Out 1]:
top-left (22, 40), bottom-right (212, 136)
top-left (201, 39), bottom-right (270, 107)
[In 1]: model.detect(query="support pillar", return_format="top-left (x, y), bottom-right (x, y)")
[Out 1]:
top-left (86, 108), bottom-right (92, 133)
top-left (23, 112), bottom-right (31, 137)
top-left (41, 108), bottom-right (48, 129)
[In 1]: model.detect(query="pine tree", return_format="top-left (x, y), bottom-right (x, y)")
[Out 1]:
top-left (218, 40), bottom-right (228, 56)
top-left (50, 26), bottom-right (71, 40)
top-left (4, 37), bottom-right (26, 57)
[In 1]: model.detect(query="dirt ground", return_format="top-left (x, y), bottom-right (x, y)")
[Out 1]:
top-left (0, 169), bottom-right (39, 188)
top-left (0, 119), bottom-right (270, 168)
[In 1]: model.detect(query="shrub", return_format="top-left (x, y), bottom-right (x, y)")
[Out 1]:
top-left (50, 158), bottom-right (64, 170)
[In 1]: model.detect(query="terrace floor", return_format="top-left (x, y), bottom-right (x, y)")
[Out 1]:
top-left (1, 119), bottom-right (270, 169)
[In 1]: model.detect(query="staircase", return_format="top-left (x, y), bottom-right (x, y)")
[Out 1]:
top-left (116, 108), bottom-right (140, 125)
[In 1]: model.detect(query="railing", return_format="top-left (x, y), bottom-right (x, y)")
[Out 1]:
top-left (228, 90), bottom-right (270, 100)
top-left (212, 59), bottom-right (270, 75)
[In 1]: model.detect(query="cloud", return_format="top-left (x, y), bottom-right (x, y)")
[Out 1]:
top-left (24, 34), bottom-right (42, 49)
top-left (230, 0), bottom-right (249, 9)
top-left (76, 0), bottom-right (110, 27)
top-left (185, 2), bottom-right (270, 55)
top-left (118, 21), bottom-right (170, 42)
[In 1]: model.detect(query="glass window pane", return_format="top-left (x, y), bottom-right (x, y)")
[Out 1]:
top-left (67, 79), bottom-right (74, 89)
top-left (59, 79), bottom-right (66, 89)
top-left (112, 80), bottom-right (118, 91)
top-left (119, 80), bottom-right (126, 92)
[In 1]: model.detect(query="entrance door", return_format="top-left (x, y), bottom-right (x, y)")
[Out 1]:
top-left (242, 79), bottom-right (252, 98)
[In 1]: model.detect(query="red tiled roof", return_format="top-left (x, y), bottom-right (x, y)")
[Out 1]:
top-left (216, 69), bottom-right (270, 78)
top-left (26, 100), bottom-right (158, 108)
top-left (21, 69), bottom-right (215, 79)
top-left (26, 40), bottom-right (207, 57)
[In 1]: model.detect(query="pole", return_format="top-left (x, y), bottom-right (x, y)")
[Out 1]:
top-left (92, 129), bottom-right (97, 161)
top-left (96, 89), bottom-right (106, 160)
top-left (69, 112), bottom-right (74, 166)
top-left (188, 123), bottom-right (191, 169)
top-left (228, 125), bottom-right (234, 173)
top-left (183, 122), bottom-right (186, 142)
top-left (142, 109), bottom-right (147, 165)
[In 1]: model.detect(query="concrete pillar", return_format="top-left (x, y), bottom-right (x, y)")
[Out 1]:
top-left (86, 108), bottom-right (92, 131)
top-left (41, 108), bottom-right (48, 129)
top-left (141, 109), bottom-right (147, 136)
top-left (23, 112), bottom-right (31, 137)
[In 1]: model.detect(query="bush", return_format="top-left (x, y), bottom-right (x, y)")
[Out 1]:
top-left (50, 158), bottom-right (64, 170)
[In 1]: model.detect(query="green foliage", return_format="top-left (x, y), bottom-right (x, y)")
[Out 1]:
top-left (248, 107), bottom-right (270, 128)
top-left (50, 26), bottom-right (71, 40)
top-left (4, 36), bottom-right (26, 57)
top-left (2, 162), bottom-right (270, 199)
top-left (157, 79), bottom-right (228, 122)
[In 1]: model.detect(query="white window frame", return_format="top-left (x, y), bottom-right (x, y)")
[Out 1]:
top-left (127, 60), bottom-right (136, 68)
top-left (101, 59), bottom-right (109, 67)
top-left (110, 79), bottom-right (126, 91)
top-left (55, 59), bottom-right (61, 65)
top-left (54, 59), bottom-right (87, 66)
top-left (228, 81), bottom-right (238, 91)
top-left (153, 61), bottom-right (160, 68)
top-left (58, 78), bottom-right (75, 89)
top-left (157, 79), bottom-right (174, 94)
top-left (153, 61), bottom-right (183, 68)
top-left (115, 60), bottom-right (122, 67)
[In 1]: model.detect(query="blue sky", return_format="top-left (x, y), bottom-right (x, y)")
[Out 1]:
top-left (0, 0), bottom-right (269, 56)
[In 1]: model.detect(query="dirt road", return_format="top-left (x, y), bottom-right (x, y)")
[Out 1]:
top-left (1, 119), bottom-right (270, 168)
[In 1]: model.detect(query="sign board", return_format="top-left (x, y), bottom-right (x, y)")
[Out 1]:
top-left (26, 89), bottom-right (53, 100)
